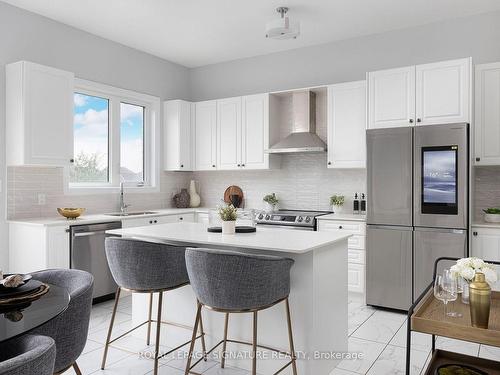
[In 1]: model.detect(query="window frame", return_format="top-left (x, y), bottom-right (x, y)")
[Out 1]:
top-left (66, 79), bottom-right (160, 194)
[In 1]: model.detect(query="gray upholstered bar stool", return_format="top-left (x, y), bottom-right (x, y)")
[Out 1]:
top-left (184, 248), bottom-right (298, 375)
top-left (0, 335), bottom-right (56, 375)
top-left (103, 237), bottom-right (207, 375)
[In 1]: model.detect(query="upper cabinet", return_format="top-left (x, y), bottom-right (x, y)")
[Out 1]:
top-left (194, 100), bottom-right (217, 170)
top-left (327, 81), bottom-right (367, 168)
top-left (367, 58), bottom-right (471, 129)
top-left (6, 61), bottom-right (74, 166)
top-left (368, 66), bottom-right (415, 129)
top-left (415, 58), bottom-right (470, 125)
top-left (474, 62), bottom-right (500, 166)
top-left (241, 94), bottom-right (271, 169)
top-left (217, 97), bottom-right (242, 170)
top-left (164, 100), bottom-right (193, 171)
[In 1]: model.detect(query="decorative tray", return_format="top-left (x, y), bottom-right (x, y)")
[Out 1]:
top-left (424, 350), bottom-right (500, 375)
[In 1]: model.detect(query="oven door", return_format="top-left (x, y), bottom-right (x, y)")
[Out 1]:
top-left (414, 123), bottom-right (468, 229)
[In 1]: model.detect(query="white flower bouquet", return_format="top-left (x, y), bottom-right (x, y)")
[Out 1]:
top-left (450, 257), bottom-right (498, 285)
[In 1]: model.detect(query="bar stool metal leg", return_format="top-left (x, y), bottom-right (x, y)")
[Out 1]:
top-left (198, 309), bottom-right (208, 361)
top-left (153, 291), bottom-right (163, 375)
top-left (252, 311), bottom-right (258, 375)
top-left (184, 303), bottom-right (202, 375)
top-left (147, 292), bottom-right (153, 345)
top-left (285, 298), bottom-right (298, 375)
top-left (73, 362), bottom-right (83, 375)
top-left (221, 313), bottom-right (230, 368)
top-left (101, 287), bottom-right (121, 370)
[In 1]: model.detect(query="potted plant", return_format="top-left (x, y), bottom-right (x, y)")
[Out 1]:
top-left (218, 204), bottom-right (238, 234)
top-left (330, 195), bottom-right (345, 214)
top-left (483, 207), bottom-right (500, 223)
top-left (263, 193), bottom-right (279, 213)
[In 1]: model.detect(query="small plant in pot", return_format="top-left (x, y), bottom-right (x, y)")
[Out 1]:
top-left (263, 193), bottom-right (279, 213)
top-left (483, 207), bottom-right (500, 223)
top-left (218, 204), bottom-right (238, 234)
top-left (330, 195), bottom-right (345, 214)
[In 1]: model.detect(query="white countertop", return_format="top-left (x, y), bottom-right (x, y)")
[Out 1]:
top-left (472, 220), bottom-right (500, 229)
top-left (7, 208), bottom-right (210, 227)
top-left (317, 213), bottom-right (367, 222)
top-left (107, 222), bottom-right (351, 254)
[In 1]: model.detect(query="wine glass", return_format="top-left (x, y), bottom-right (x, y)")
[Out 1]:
top-left (434, 270), bottom-right (458, 317)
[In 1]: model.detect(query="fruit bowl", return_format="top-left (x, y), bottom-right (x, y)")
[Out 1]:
top-left (57, 208), bottom-right (85, 220)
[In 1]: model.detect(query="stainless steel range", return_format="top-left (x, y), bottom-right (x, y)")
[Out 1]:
top-left (254, 209), bottom-right (332, 231)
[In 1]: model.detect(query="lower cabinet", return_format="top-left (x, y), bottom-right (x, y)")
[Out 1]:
top-left (318, 218), bottom-right (367, 293)
top-left (471, 226), bottom-right (500, 290)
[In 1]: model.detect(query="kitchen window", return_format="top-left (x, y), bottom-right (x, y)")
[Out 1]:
top-left (69, 79), bottom-right (160, 192)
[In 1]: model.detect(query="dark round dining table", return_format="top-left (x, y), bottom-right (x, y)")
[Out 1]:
top-left (0, 284), bottom-right (70, 342)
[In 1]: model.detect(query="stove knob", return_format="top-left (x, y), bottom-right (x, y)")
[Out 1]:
top-left (297, 216), bottom-right (303, 222)
top-left (258, 214), bottom-right (264, 220)
top-left (305, 216), bottom-right (311, 223)
top-left (265, 215), bottom-right (271, 220)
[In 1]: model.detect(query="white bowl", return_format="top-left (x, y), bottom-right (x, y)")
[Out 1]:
top-left (484, 213), bottom-right (500, 223)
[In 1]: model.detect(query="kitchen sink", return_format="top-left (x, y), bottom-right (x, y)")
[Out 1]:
top-left (105, 211), bottom-right (159, 217)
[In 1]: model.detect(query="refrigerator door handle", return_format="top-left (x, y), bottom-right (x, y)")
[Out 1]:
top-left (414, 227), bottom-right (466, 234)
top-left (368, 225), bottom-right (413, 231)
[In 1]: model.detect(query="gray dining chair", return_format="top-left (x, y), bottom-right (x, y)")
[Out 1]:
top-left (0, 334), bottom-right (56, 375)
top-left (103, 237), bottom-right (207, 375)
top-left (30, 269), bottom-right (94, 375)
top-left (184, 248), bottom-right (297, 375)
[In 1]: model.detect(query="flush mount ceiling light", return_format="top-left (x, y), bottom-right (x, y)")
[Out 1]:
top-left (265, 7), bottom-right (300, 40)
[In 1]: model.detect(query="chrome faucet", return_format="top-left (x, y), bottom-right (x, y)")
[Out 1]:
top-left (119, 182), bottom-right (131, 213)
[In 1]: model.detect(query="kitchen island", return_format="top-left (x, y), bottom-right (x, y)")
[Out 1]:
top-left (107, 222), bottom-right (350, 374)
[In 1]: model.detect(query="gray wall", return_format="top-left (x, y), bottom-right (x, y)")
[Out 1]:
top-left (0, 1), bottom-right (190, 269)
top-left (189, 10), bottom-right (500, 100)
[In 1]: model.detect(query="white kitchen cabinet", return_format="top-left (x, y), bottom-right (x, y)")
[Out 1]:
top-left (367, 58), bottom-right (471, 129)
top-left (9, 223), bottom-right (70, 273)
top-left (474, 62), bottom-right (500, 166)
top-left (471, 226), bottom-right (500, 290)
top-left (318, 217), bottom-right (367, 293)
top-left (6, 61), bottom-right (74, 166)
top-left (415, 58), bottom-right (470, 125)
top-left (196, 212), bottom-right (209, 224)
top-left (194, 100), bottom-right (217, 170)
top-left (327, 81), bottom-right (367, 168)
top-left (368, 66), bottom-right (415, 129)
top-left (241, 93), bottom-right (271, 169)
top-left (217, 97), bottom-right (242, 170)
top-left (121, 213), bottom-right (195, 228)
top-left (164, 100), bottom-right (193, 171)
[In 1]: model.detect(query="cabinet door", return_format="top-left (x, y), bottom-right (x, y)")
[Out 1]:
top-left (164, 100), bottom-right (193, 171)
top-left (348, 264), bottom-right (365, 293)
top-left (194, 100), bottom-right (217, 170)
top-left (6, 61), bottom-right (74, 166)
top-left (472, 227), bottom-right (500, 290)
top-left (242, 94), bottom-right (269, 169)
top-left (474, 62), bottom-right (500, 165)
top-left (327, 81), bottom-right (367, 168)
top-left (415, 58), bottom-right (470, 125)
top-left (368, 66), bottom-right (415, 129)
top-left (47, 226), bottom-right (70, 269)
top-left (217, 97), bottom-right (242, 170)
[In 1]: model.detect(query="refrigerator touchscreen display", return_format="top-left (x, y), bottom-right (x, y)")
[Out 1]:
top-left (421, 145), bottom-right (458, 215)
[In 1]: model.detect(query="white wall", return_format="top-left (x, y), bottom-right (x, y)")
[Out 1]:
top-left (0, 2), bottom-right (191, 270)
top-left (189, 10), bottom-right (500, 100)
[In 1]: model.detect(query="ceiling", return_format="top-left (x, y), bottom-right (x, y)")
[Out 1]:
top-left (4, 0), bottom-right (500, 68)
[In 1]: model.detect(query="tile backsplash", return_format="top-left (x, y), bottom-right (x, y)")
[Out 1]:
top-left (474, 166), bottom-right (500, 220)
top-left (7, 166), bottom-right (191, 219)
top-left (193, 153), bottom-right (367, 212)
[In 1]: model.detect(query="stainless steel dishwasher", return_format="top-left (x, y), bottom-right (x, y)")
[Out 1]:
top-left (70, 221), bottom-right (122, 303)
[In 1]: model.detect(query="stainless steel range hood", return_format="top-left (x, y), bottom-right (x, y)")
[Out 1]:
top-left (266, 90), bottom-right (326, 154)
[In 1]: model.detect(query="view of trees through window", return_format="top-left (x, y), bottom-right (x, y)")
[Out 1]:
top-left (70, 93), bottom-right (146, 185)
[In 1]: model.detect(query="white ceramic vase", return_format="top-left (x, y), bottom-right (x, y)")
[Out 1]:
top-left (222, 220), bottom-right (236, 235)
top-left (333, 205), bottom-right (344, 214)
top-left (264, 202), bottom-right (276, 213)
top-left (189, 180), bottom-right (201, 208)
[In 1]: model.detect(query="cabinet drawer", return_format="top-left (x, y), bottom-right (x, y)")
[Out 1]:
top-left (348, 263), bottom-right (365, 293)
top-left (348, 249), bottom-right (365, 265)
top-left (348, 235), bottom-right (366, 250)
top-left (318, 220), bottom-right (366, 235)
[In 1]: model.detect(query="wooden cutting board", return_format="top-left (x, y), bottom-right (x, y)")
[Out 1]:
top-left (223, 186), bottom-right (244, 207)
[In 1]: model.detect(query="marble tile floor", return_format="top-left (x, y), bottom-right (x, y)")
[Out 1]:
top-left (66, 294), bottom-right (500, 375)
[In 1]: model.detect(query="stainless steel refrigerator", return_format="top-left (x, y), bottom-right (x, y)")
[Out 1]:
top-left (366, 123), bottom-right (469, 310)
